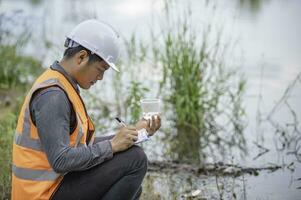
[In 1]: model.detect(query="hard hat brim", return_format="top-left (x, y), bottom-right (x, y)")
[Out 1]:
top-left (105, 61), bottom-right (120, 72)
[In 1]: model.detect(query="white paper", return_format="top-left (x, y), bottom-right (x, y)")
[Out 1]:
top-left (135, 128), bottom-right (150, 144)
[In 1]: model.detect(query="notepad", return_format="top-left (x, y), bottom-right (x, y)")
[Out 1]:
top-left (135, 128), bottom-right (150, 144)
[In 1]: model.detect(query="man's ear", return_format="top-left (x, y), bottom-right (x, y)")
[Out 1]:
top-left (76, 50), bottom-right (89, 65)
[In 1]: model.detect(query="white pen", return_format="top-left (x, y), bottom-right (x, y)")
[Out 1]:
top-left (115, 117), bottom-right (127, 127)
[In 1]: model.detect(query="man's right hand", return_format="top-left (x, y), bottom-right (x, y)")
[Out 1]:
top-left (109, 126), bottom-right (138, 153)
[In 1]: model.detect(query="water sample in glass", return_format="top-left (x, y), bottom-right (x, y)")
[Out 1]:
top-left (140, 98), bottom-right (161, 120)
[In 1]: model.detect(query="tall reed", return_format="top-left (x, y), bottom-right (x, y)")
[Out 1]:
top-left (151, 3), bottom-right (247, 163)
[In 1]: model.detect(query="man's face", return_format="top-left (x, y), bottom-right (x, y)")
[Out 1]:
top-left (76, 58), bottom-right (110, 89)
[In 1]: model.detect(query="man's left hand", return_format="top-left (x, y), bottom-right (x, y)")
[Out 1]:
top-left (135, 115), bottom-right (161, 137)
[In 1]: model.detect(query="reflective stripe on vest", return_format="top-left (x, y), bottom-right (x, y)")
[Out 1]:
top-left (14, 113), bottom-right (85, 151)
top-left (74, 114), bottom-right (84, 147)
top-left (14, 105), bottom-right (43, 151)
top-left (12, 165), bottom-right (59, 181)
top-left (14, 132), bottom-right (43, 151)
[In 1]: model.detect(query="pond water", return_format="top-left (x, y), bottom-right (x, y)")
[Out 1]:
top-left (1, 0), bottom-right (300, 199)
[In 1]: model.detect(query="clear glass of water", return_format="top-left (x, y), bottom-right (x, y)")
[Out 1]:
top-left (140, 98), bottom-right (161, 120)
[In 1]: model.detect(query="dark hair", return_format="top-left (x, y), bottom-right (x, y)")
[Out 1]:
top-left (63, 45), bottom-right (103, 64)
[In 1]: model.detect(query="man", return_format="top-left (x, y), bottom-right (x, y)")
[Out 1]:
top-left (11, 19), bottom-right (161, 200)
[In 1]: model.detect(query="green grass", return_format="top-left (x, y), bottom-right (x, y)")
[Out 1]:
top-left (125, 81), bottom-right (149, 124)
top-left (0, 113), bottom-right (17, 199)
top-left (0, 44), bottom-right (41, 90)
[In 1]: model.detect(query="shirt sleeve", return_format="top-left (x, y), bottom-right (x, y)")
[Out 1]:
top-left (94, 135), bottom-right (115, 144)
top-left (30, 87), bottom-right (113, 174)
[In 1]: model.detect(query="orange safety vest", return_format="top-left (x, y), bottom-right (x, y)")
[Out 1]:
top-left (11, 68), bottom-right (95, 200)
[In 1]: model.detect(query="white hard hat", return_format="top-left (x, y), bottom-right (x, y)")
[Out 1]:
top-left (66, 19), bottom-right (120, 72)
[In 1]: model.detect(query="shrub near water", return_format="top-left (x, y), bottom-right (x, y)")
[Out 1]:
top-left (0, 113), bottom-right (17, 199)
top-left (0, 44), bottom-right (41, 90)
top-left (125, 81), bottom-right (149, 124)
top-left (153, 7), bottom-right (246, 163)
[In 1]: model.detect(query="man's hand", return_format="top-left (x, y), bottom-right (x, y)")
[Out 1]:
top-left (110, 126), bottom-right (138, 153)
top-left (135, 115), bottom-right (161, 137)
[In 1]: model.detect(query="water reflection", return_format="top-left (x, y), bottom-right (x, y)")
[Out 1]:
top-left (142, 165), bottom-right (301, 199)
top-left (142, 171), bottom-right (246, 200)
top-left (256, 72), bottom-right (301, 163)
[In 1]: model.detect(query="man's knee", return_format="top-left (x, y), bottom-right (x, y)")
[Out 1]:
top-left (129, 145), bottom-right (148, 171)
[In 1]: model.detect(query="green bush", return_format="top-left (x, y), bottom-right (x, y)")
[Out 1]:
top-left (156, 17), bottom-right (246, 163)
top-left (0, 112), bottom-right (17, 199)
top-left (125, 81), bottom-right (149, 124)
top-left (0, 44), bottom-right (42, 90)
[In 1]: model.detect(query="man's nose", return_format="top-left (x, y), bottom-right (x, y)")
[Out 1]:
top-left (97, 74), bottom-right (103, 80)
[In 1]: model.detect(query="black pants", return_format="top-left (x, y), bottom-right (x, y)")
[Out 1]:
top-left (51, 145), bottom-right (148, 200)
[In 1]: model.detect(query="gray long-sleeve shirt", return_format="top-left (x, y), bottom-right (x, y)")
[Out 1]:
top-left (29, 61), bottom-right (114, 174)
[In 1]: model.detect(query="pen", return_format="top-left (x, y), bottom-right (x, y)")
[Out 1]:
top-left (115, 117), bottom-right (150, 144)
top-left (115, 117), bottom-right (127, 127)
